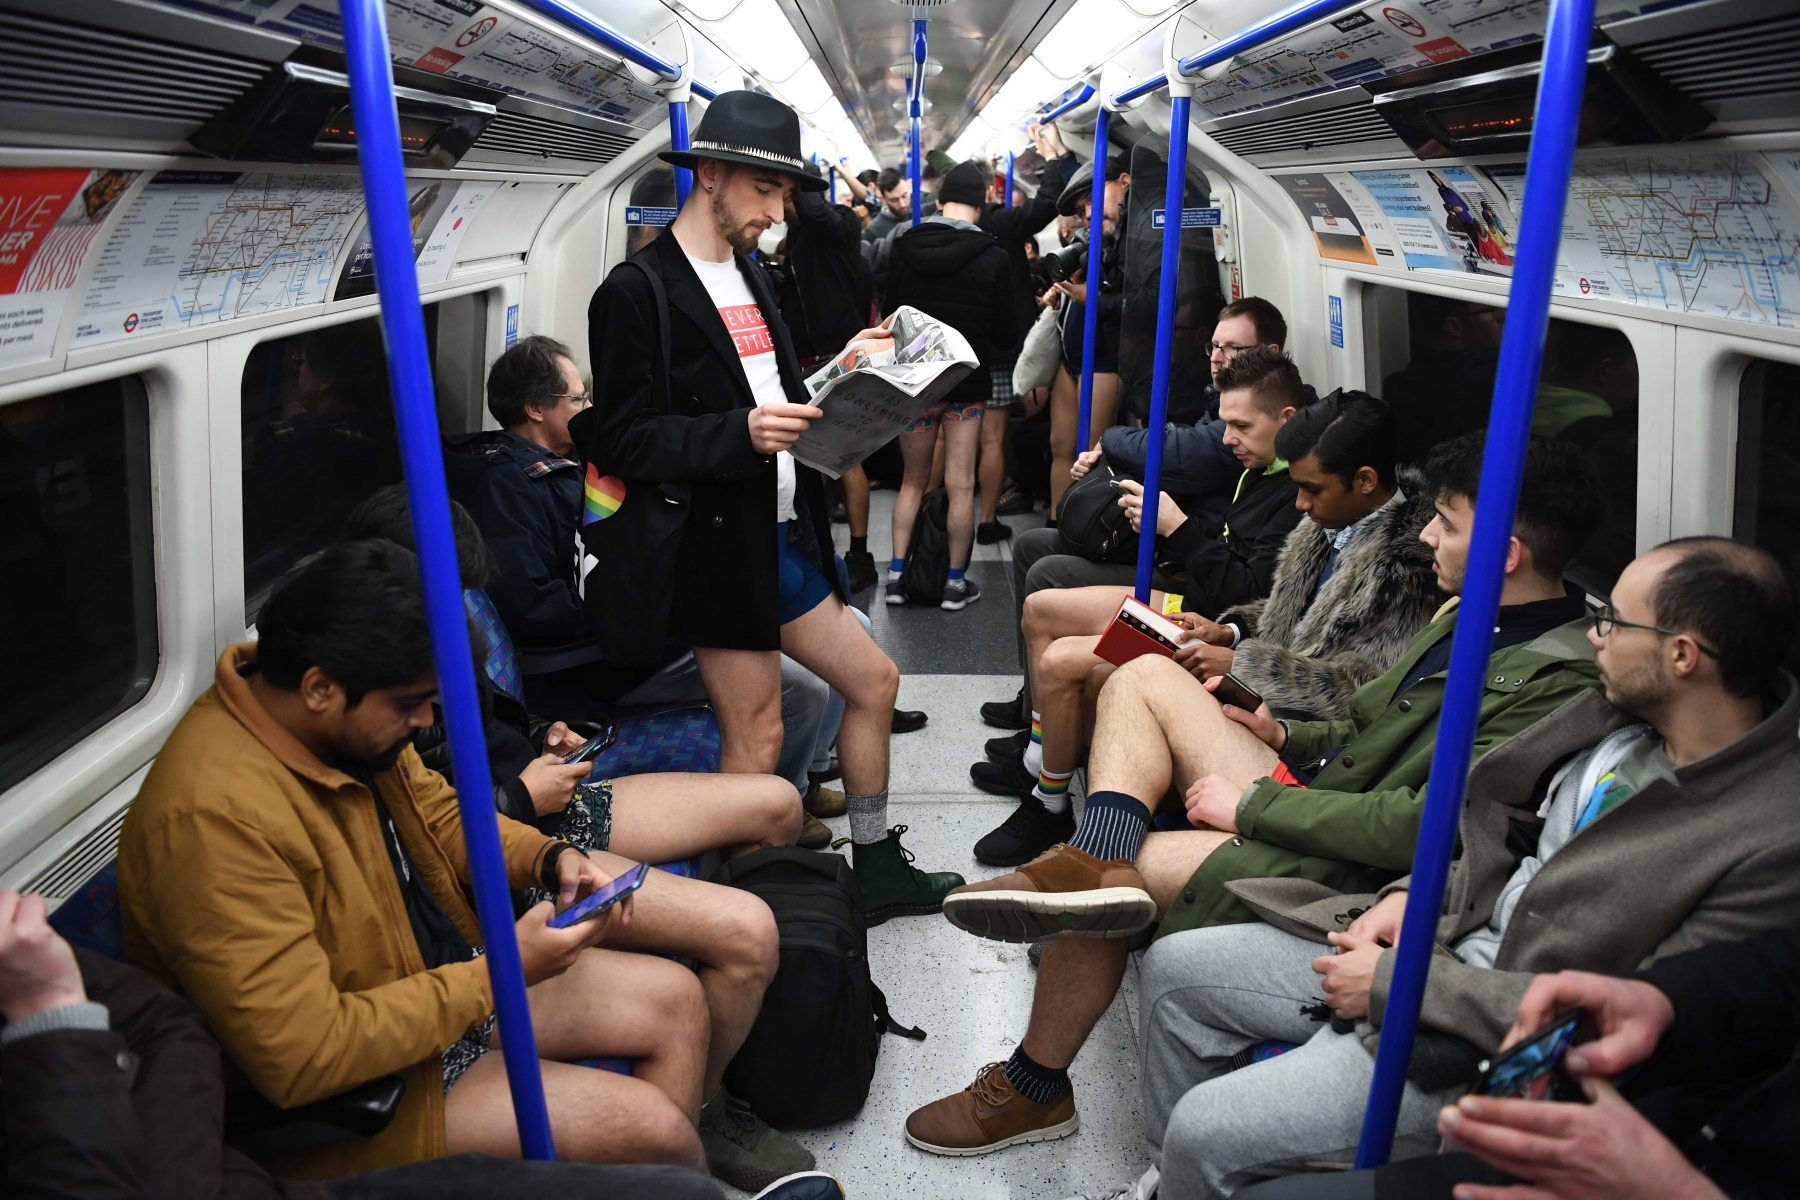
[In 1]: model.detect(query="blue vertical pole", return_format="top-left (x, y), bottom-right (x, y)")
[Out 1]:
top-left (1004, 150), bottom-right (1015, 206)
top-left (1353, 0), bottom-right (1597, 1167)
top-left (669, 94), bottom-right (692, 210)
top-left (1132, 94), bottom-right (1188, 602)
top-left (339, 0), bottom-right (557, 1161)
top-left (1075, 104), bottom-right (1112, 455)
top-left (910, 17), bottom-right (927, 225)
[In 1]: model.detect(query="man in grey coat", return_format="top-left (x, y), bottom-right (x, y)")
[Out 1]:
top-left (1131, 536), bottom-right (1800, 1200)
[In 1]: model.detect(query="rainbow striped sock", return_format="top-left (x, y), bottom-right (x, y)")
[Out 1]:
top-left (1023, 713), bottom-right (1043, 776)
top-left (1034, 768), bottom-right (1074, 814)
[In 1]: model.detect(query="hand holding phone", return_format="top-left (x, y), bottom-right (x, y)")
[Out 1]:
top-left (1209, 672), bottom-right (1265, 713)
top-left (1475, 1010), bottom-right (1589, 1102)
top-left (548, 862), bottom-right (650, 930)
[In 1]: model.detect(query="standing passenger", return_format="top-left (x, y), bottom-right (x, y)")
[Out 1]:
top-left (579, 91), bottom-right (962, 923)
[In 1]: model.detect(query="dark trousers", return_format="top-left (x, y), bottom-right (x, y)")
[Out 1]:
top-left (320, 1154), bottom-right (723, 1200)
top-left (1232, 1154), bottom-right (1518, 1200)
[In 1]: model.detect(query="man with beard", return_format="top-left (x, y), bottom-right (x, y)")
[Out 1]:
top-left (579, 91), bottom-right (962, 923)
top-left (118, 541), bottom-right (714, 1177)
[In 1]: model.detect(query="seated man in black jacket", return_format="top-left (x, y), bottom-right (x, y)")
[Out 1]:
top-left (0, 888), bottom-right (732, 1200)
top-left (1235, 925), bottom-right (1800, 1199)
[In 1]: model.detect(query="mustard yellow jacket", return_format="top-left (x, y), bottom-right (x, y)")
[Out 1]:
top-left (119, 644), bottom-right (560, 1178)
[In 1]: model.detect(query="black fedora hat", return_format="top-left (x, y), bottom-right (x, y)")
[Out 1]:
top-left (661, 90), bottom-right (827, 191)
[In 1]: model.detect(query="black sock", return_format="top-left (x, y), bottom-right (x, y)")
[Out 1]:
top-left (1068, 790), bottom-right (1152, 862)
top-left (850, 535), bottom-right (868, 555)
top-left (1003, 1046), bottom-right (1069, 1106)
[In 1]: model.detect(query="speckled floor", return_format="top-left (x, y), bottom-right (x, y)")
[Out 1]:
top-left (722, 489), bottom-right (1151, 1199)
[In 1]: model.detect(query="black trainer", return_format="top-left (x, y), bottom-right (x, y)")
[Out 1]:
top-left (976, 520), bottom-right (1013, 545)
top-left (985, 729), bottom-right (1030, 764)
top-left (970, 758), bottom-right (1037, 798)
top-left (980, 686), bottom-right (1030, 729)
top-left (844, 549), bottom-right (878, 593)
top-left (974, 796), bottom-right (1077, 867)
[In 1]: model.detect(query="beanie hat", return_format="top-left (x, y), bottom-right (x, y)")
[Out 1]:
top-left (938, 160), bottom-right (990, 207)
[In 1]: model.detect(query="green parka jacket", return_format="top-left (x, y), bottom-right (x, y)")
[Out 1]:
top-left (1156, 599), bottom-right (1602, 936)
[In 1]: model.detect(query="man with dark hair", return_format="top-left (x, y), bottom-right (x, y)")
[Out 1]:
top-left (987, 297), bottom-right (1301, 733)
top-left (1134, 535), bottom-right (1800, 1200)
top-left (905, 434), bottom-right (1608, 1159)
top-left (970, 392), bottom-right (1441, 866)
top-left (883, 159), bottom-right (1019, 610)
top-left (863, 167), bottom-right (911, 246)
top-left (119, 541), bottom-right (715, 1177)
top-left (580, 91), bottom-right (961, 923)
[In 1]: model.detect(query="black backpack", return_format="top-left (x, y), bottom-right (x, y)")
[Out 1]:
top-left (711, 847), bottom-right (924, 1127)
top-left (898, 487), bottom-right (951, 604)
top-left (1055, 460), bottom-right (1140, 564)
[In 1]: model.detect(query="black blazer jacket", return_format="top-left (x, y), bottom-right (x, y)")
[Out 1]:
top-left (575, 231), bottom-right (843, 654)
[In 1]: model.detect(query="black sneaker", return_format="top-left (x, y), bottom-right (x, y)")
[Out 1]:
top-left (981, 686), bottom-right (1030, 729)
top-left (976, 520), bottom-right (1013, 545)
top-left (699, 1086), bottom-right (817, 1192)
top-left (975, 796), bottom-right (1077, 867)
top-left (997, 486), bottom-right (1035, 516)
top-left (941, 577), bottom-right (982, 611)
top-left (844, 549), bottom-right (878, 593)
top-left (986, 729), bottom-right (1030, 764)
top-left (970, 758), bottom-right (1038, 798)
top-left (885, 577), bottom-right (906, 606)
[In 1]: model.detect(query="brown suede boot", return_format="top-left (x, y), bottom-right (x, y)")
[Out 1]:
top-left (904, 1062), bottom-right (1078, 1156)
top-left (941, 843), bottom-right (1154, 942)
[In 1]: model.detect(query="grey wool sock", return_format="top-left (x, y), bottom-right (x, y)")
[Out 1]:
top-left (846, 789), bottom-right (889, 845)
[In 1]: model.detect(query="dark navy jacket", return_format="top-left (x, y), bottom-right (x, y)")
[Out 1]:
top-left (466, 430), bottom-right (590, 658)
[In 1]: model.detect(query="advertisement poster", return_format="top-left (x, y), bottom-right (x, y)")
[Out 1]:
top-left (336, 179), bottom-right (497, 299)
top-left (0, 168), bottom-right (135, 366)
top-left (1349, 167), bottom-right (1513, 274)
top-left (1272, 173), bottom-right (1378, 264)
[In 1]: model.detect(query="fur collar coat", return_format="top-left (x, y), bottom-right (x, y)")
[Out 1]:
top-left (1220, 476), bottom-right (1441, 721)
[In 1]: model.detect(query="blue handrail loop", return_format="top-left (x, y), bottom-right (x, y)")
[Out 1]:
top-left (339, 0), bottom-right (558, 1161)
top-left (1353, 0), bottom-right (1599, 1166)
top-left (910, 18), bottom-right (928, 225)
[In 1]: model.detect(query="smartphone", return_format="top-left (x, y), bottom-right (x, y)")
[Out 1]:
top-left (558, 723), bottom-right (617, 767)
top-left (547, 861), bottom-right (650, 929)
top-left (1474, 1010), bottom-right (1588, 1102)
top-left (1212, 672), bottom-right (1265, 713)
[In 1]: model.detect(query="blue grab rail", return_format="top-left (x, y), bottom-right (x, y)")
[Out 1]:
top-left (1110, 72), bottom-right (1166, 106)
top-left (1004, 150), bottom-right (1015, 207)
top-left (1040, 82), bottom-right (1096, 123)
top-left (1132, 93), bottom-right (1189, 602)
top-left (910, 18), bottom-right (927, 225)
top-left (340, 0), bottom-right (557, 1161)
top-left (513, 0), bottom-right (680, 79)
top-left (1352, 0), bottom-right (1597, 1165)
top-left (1075, 104), bottom-right (1112, 455)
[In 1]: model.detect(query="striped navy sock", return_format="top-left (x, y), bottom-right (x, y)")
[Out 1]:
top-left (1067, 790), bottom-right (1152, 862)
top-left (1003, 1045), bottom-right (1069, 1106)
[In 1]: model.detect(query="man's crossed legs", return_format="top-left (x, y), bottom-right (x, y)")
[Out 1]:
top-left (907, 655), bottom-right (1277, 1154)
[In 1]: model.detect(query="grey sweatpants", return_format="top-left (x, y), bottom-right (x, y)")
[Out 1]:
top-left (1009, 526), bottom-right (1179, 678)
top-left (1139, 922), bottom-right (1449, 1200)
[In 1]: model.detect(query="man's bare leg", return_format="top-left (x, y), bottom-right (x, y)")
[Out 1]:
top-left (843, 462), bottom-right (870, 541)
top-left (692, 648), bottom-right (782, 775)
top-left (1022, 586), bottom-right (1134, 704)
top-left (1036, 634), bottom-right (1104, 779)
top-left (608, 773), bottom-right (802, 862)
top-left (1087, 654), bottom-right (1280, 803)
top-left (782, 594), bottom-right (964, 919)
top-left (1047, 365), bottom-right (1081, 515)
top-left (586, 850), bottom-right (778, 1102)
top-left (889, 427), bottom-right (937, 564)
top-left (446, 947), bottom-right (708, 1168)
top-left (979, 402), bottom-right (1010, 525)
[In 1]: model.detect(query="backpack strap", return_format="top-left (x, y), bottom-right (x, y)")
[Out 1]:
top-left (871, 982), bottom-right (927, 1042)
top-left (622, 258), bottom-right (675, 415)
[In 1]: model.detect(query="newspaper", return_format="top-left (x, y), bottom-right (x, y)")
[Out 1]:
top-left (791, 305), bottom-right (978, 478)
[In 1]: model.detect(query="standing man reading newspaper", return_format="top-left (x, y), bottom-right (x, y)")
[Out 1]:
top-left (578, 91), bottom-right (962, 922)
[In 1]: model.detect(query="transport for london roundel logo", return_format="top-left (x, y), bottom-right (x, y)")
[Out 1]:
top-left (583, 463), bottom-right (625, 525)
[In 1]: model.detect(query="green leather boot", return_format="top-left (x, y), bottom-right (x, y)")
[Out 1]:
top-left (852, 826), bottom-right (965, 926)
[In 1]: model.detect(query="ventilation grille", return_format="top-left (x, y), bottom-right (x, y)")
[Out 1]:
top-left (25, 806), bottom-right (128, 902)
top-left (0, 8), bottom-right (272, 126)
top-left (472, 110), bottom-right (637, 164)
top-left (1209, 99), bottom-right (1399, 158)
top-left (1630, 11), bottom-right (1800, 107)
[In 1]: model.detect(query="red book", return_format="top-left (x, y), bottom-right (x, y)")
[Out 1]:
top-left (1094, 595), bottom-right (1188, 668)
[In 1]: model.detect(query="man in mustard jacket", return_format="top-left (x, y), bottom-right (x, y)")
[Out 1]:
top-left (119, 540), bottom-right (711, 1179)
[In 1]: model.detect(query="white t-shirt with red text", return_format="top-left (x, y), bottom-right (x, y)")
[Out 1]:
top-left (684, 250), bottom-right (797, 522)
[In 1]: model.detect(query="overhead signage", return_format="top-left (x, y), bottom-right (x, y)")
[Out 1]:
top-left (337, 179), bottom-right (498, 299)
top-left (1150, 208), bottom-right (1222, 230)
top-left (0, 168), bottom-right (136, 367)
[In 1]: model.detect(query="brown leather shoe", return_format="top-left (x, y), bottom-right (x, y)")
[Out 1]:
top-left (904, 1062), bottom-right (1078, 1156)
top-left (942, 844), bottom-right (1155, 942)
top-left (804, 780), bottom-right (846, 818)
top-left (797, 812), bottom-right (833, 849)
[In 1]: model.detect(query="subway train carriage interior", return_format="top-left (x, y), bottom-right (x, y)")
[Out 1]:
top-left (4, 0), bottom-right (1800, 1195)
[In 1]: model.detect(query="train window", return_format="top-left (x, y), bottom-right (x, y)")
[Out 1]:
top-left (0, 378), bottom-right (157, 795)
top-left (624, 165), bottom-right (676, 257)
top-left (1364, 285), bottom-right (1639, 592)
top-left (1733, 358), bottom-right (1800, 677)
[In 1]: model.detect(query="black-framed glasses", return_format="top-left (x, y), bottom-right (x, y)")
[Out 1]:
top-left (551, 391), bottom-right (593, 407)
top-left (1206, 341), bottom-right (1259, 356)
top-left (1590, 604), bottom-right (1720, 659)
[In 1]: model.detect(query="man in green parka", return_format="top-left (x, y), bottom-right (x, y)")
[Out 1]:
top-left (904, 433), bottom-right (1608, 1158)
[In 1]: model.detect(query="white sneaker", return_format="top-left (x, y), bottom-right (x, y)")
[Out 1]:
top-left (941, 576), bottom-right (982, 610)
top-left (753, 1171), bottom-right (845, 1200)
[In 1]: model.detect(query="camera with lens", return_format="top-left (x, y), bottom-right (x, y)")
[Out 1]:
top-left (1044, 242), bottom-right (1089, 283)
